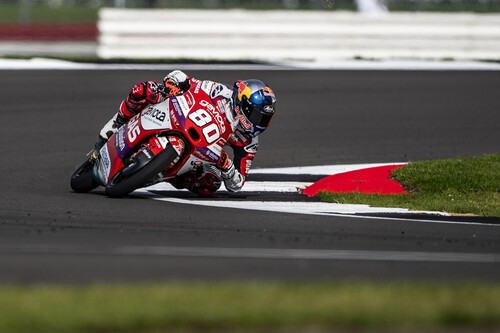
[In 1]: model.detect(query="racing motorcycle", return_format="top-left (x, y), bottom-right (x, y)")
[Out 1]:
top-left (70, 83), bottom-right (232, 198)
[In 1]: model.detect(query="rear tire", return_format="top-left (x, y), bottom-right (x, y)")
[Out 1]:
top-left (105, 145), bottom-right (178, 198)
top-left (70, 159), bottom-right (99, 193)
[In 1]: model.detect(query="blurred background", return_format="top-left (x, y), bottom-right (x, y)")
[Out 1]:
top-left (1, 0), bottom-right (499, 62)
top-left (3, 0), bottom-right (500, 20)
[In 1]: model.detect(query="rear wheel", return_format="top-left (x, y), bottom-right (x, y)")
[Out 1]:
top-left (70, 159), bottom-right (99, 193)
top-left (105, 145), bottom-right (178, 198)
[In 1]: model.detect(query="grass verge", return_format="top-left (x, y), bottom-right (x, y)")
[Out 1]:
top-left (1, 282), bottom-right (500, 332)
top-left (0, 4), bottom-right (98, 24)
top-left (320, 154), bottom-right (500, 217)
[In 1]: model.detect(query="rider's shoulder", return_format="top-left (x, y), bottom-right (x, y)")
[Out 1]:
top-left (201, 81), bottom-right (232, 100)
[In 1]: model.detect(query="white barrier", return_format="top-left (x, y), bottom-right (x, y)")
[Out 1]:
top-left (97, 9), bottom-right (500, 61)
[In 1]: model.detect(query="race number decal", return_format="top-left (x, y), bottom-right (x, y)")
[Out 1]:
top-left (189, 109), bottom-right (211, 127)
top-left (202, 123), bottom-right (219, 144)
top-left (188, 109), bottom-right (220, 144)
top-left (127, 115), bottom-right (141, 143)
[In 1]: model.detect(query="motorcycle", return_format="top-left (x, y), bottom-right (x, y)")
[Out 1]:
top-left (70, 82), bottom-right (232, 198)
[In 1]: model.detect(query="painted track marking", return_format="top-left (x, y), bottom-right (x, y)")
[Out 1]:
top-left (134, 164), bottom-right (499, 226)
top-left (2, 244), bottom-right (498, 263)
top-left (138, 163), bottom-right (449, 217)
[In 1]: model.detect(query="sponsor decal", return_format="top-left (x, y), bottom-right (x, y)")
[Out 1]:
top-left (169, 109), bottom-right (180, 128)
top-left (236, 81), bottom-right (252, 100)
top-left (216, 100), bottom-right (229, 114)
top-left (141, 103), bottom-right (171, 131)
top-left (143, 106), bottom-right (166, 122)
top-left (171, 97), bottom-right (185, 118)
top-left (200, 100), bottom-right (226, 133)
top-left (157, 136), bottom-right (169, 149)
top-left (194, 80), bottom-right (202, 94)
top-left (167, 136), bottom-right (186, 156)
top-left (235, 106), bottom-right (252, 130)
top-left (199, 99), bottom-right (216, 113)
top-left (147, 137), bottom-right (165, 156)
top-left (263, 105), bottom-right (274, 114)
top-left (98, 145), bottom-right (111, 184)
top-left (210, 83), bottom-right (224, 99)
top-left (131, 83), bottom-right (143, 96)
top-left (243, 159), bottom-right (252, 176)
top-left (176, 95), bottom-right (192, 115)
top-left (127, 115), bottom-right (141, 143)
top-left (184, 91), bottom-right (196, 109)
top-left (205, 148), bottom-right (219, 162)
top-left (194, 147), bottom-right (219, 162)
top-left (115, 126), bottom-right (126, 151)
top-left (201, 80), bottom-right (214, 95)
top-left (101, 146), bottom-right (110, 170)
top-left (193, 150), bottom-right (213, 162)
top-left (263, 86), bottom-right (275, 97)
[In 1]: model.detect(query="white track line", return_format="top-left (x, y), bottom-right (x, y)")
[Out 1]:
top-left (145, 181), bottom-right (311, 193)
top-left (133, 162), bottom-right (500, 226)
top-left (2, 244), bottom-right (498, 263)
top-left (152, 196), bottom-right (439, 216)
top-left (115, 246), bottom-right (500, 263)
top-left (250, 163), bottom-right (406, 175)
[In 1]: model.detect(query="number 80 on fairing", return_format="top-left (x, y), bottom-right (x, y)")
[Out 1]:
top-left (188, 109), bottom-right (220, 144)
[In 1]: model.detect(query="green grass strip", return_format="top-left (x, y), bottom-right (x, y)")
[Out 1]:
top-left (0, 4), bottom-right (98, 23)
top-left (1, 282), bottom-right (500, 332)
top-left (320, 154), bottom-right (500, 217)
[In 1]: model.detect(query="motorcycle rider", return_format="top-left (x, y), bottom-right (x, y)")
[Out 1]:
top-left (95, 70), bottom-right (276, 197)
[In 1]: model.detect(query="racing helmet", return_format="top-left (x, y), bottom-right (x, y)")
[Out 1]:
top-left (232, 79), bottom-right (276, 137)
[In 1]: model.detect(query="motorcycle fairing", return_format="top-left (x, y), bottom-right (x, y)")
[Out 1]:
top-left (94, 142), bottom-right (121, 186)
top-left (93, 85), bottom-right (233, 186)
top-left (140, 102), bottom-right (173, 131)
top-left (171, 93), bottom-right (231, 164)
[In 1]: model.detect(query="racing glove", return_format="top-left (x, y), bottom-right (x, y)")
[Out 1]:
top-left (163, 70), bottom-right (190, 96)
top-left (97, 80), bottom-right (163, 151)
top-left (217, 151), bottom-right (244, 192)
top-left (120, 80), bottom-right (163, 118)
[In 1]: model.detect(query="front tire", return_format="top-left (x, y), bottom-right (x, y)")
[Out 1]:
top-left (105, 145), bottom-right (178, 198)
top-left (70, 159), bottom-right (99, 193)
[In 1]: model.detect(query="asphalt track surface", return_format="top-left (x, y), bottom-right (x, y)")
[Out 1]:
top-left (1, 68), bottom-right (500, 284)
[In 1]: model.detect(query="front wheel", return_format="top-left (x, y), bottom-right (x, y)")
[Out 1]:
top-left (70, 159), bottom-right (99, 193)
top-left (105, 145), bottom-right (178, 198)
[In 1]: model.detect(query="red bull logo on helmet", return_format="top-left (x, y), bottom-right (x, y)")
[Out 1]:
top-left (236, 81), bottom-right (252, 101)
top-left (262, 86), bottom-right (275, 98)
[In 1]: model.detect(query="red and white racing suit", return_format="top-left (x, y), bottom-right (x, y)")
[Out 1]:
top-left (97, 70), bottom-right (258, 197)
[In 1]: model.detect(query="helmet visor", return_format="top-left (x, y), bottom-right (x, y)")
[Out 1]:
top-left (246, 108), bottom-right (273, 129)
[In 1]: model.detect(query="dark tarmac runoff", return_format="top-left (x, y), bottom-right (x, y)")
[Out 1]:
top-left (0, 68), bottom-right (499, 283)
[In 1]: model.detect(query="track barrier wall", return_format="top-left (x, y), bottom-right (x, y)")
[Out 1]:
top-left (97, 9), bottom-right (500, 61)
